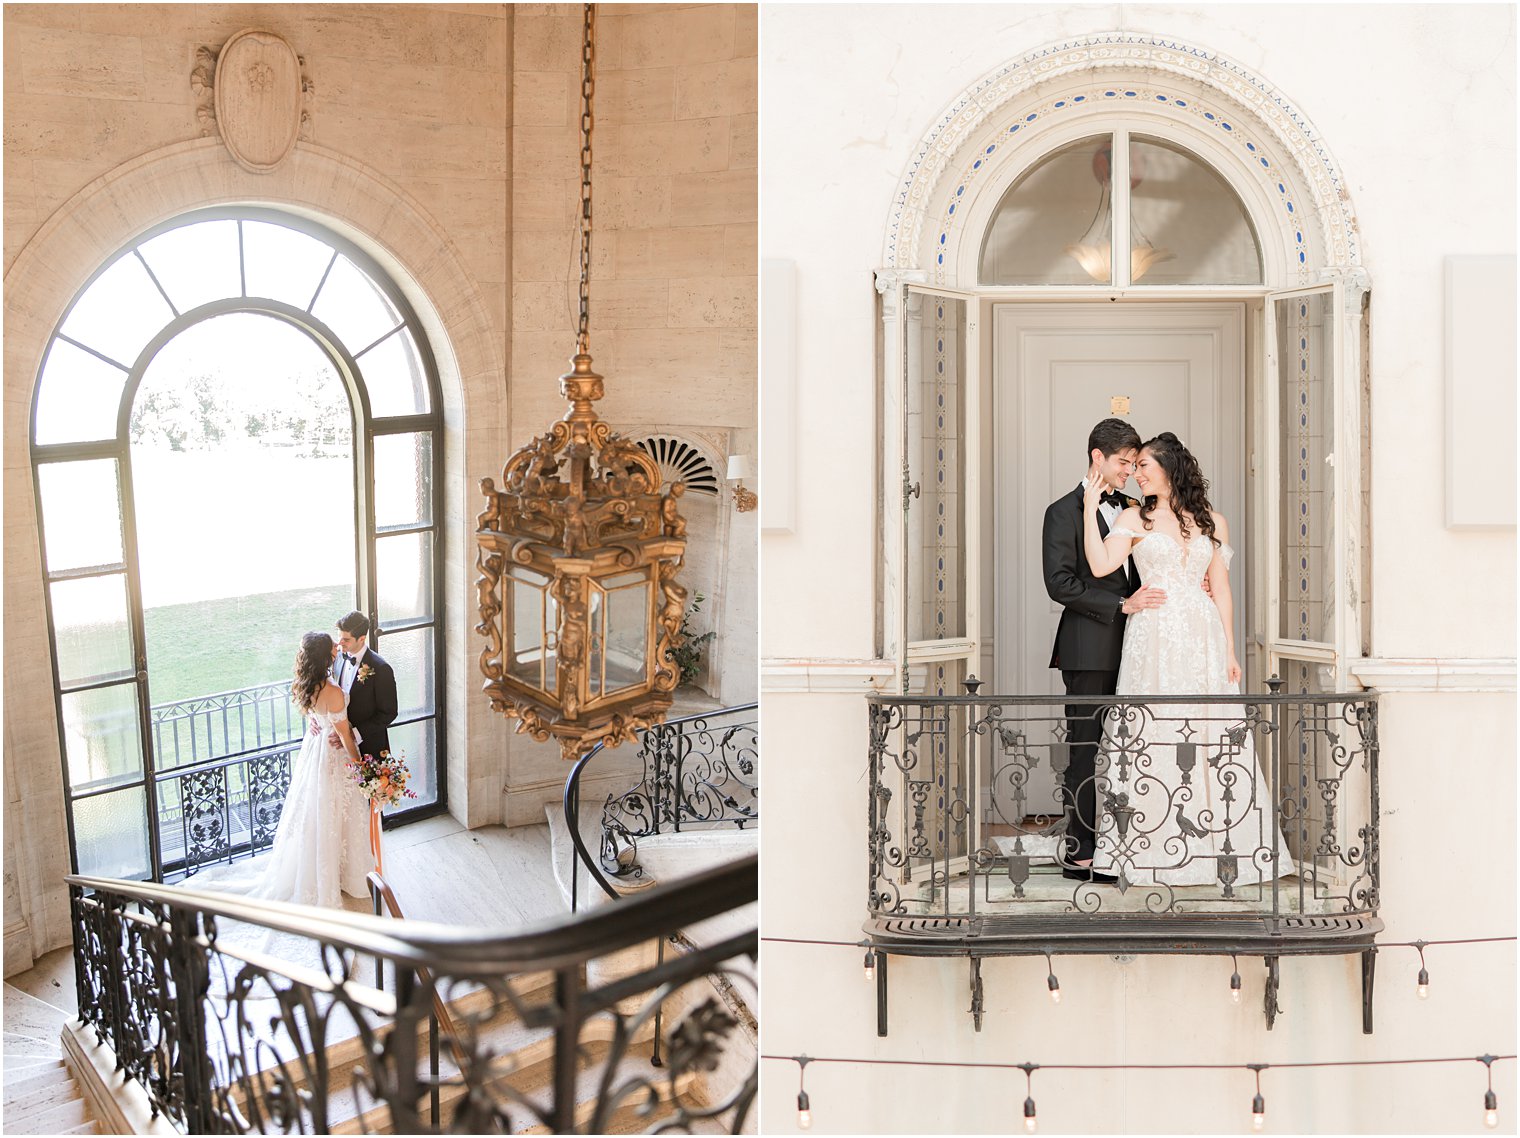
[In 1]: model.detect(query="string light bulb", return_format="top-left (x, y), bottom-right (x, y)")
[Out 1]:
top-left (1045, 953), bottom-right (1061, 1004)
top-left (1230, 956), bottom-right (1242, 1004)
top-left (1248, 1065), bottom-right (1268, 1132)
top-left (1482, 1055), bottom-right (1499, 1129)
top-left (795, 1056), bottom-right (813, 1130)
top-left (1416, 967), bottom-right (1430, 1000)
top-left (864, 949), bottom-right (876, 983)
top-left (1019, 1063), bottom-right (1040, 1133)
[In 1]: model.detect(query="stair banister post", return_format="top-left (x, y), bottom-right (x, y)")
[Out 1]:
top-left (552, 965), bottom-right (583, 1132)
top-left (166, 905), bottom-right (214, 1135)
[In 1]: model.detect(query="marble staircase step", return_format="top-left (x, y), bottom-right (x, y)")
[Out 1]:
top-left (2, 1030), bottom-right (64, 1060)
top-left (4, 984), bottom-right (72, 1043)
top-left (2, 1058), bottom-right (65, 1088)
top-left (4, 1061), bottom-right (75, 1104)
top-left (4, 1072), bottom-right (82, 1117)
top-left (5, 1093), bottom-right (92, 1134)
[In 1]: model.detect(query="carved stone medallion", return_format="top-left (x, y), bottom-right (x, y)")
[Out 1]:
top-left (212, 29), bottom-right (305, 173)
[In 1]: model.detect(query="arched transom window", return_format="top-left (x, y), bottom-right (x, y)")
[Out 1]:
top-left (979, 132), bottom-right (1263, 287)
top-left (31, 207), bottom-right (445, 882)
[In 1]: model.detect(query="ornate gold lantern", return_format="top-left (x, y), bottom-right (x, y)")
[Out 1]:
top-left (475, 4), bottom-right (687, 761)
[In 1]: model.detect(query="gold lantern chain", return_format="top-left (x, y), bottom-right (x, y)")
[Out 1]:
top-left (577, 2), bottom-right (595, 356)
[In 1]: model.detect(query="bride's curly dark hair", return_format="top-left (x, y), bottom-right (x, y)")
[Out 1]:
top-left (1138, 432), bottom-right (1220, 547)
top-left (292, 632), bottom-right (334, 714)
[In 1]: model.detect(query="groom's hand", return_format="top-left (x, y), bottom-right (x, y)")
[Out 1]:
top-left (1122, 585), bottom-right (1167, 613)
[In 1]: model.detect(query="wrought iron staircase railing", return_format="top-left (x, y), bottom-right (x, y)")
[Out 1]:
top-left (865, 684), bottom-right (1380, 1032)
top-left (562, 703), bottom-right (758, 911)
top-left (66, 854), bottom-right (757, 1134)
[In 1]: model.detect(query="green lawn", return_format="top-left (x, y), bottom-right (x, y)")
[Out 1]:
top-left (144, 584), bottom-right (353, 705)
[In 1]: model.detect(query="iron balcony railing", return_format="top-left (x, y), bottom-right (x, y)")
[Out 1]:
top-left (563, 704), bottom-right (758, 910)
top-left (867, 685), bottom-right (1380, 927)
top-left (864, 684), bottom-right (1381, 1031)
top-left (156, 743), bottom-right (298, 879)
top-left (150, 680), bottom-right (305, 771)
top-left (67, 855), bottom-right (757, 1134)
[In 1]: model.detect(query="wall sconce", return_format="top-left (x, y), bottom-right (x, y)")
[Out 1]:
top-left (727, 455), bottom-right (757, 512)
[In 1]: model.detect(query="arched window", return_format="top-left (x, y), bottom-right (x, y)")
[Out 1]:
top-left (979, 132), bottom-right (1263, 287)
top-left (31, 207), bottom-right (445, 882)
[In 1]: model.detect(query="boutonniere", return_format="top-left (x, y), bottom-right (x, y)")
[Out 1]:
top-left (356, 663), bottom-right (375, 684)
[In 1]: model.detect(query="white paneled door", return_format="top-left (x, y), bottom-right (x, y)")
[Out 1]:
top-left (992, 302), bottom-right (1245, 809)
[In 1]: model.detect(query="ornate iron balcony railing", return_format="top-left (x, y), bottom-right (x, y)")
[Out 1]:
top-left (157, 744), bottom-right (297, 879)
top-left (563, 703), bottom-right (758, 910)
top-left (150, 680), bottom-right (304, 771)
top-left (67, 855), bottom-right (757, 1134)
top-left (865, 686), bottom-right (1380, 1031)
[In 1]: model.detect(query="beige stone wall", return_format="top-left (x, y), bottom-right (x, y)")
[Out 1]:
top-left (505, 3), bottom-right (757, 803)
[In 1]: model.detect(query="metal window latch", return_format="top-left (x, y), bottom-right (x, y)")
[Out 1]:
top-left (904, 480), bottom-right (921, 508)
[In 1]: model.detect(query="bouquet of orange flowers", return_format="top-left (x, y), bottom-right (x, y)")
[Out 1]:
top-left (346, 750), bottom-right (418, 810)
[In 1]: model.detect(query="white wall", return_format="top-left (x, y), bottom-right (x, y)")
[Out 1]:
top-left (760, 5), bottom-right (1515, 1132)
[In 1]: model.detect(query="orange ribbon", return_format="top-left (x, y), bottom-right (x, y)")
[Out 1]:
top-left (369, 800), bottom-right (384, 875)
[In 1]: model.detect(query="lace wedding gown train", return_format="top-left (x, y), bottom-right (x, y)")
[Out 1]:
top-left (190, 701), bottom-right (372, 908)
top-left (1092, 529), bottom-right (1290, 890)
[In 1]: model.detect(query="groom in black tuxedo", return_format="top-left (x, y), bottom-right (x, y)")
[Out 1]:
top-left (1040, 418), bottom-right (1166, 883)
top-left (334, 611), bottom-right (398, 759)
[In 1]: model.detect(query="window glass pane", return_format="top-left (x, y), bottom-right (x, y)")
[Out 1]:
top-left (905, 294), bottom-right (966, 642)
top-left (242, 220), bottom-right (336, 309)
top-left (312, 256), bottom-right (401, 354)
top-left (1129, 137), bottom-right (1261, 285)
top-left (137, 220), bottom-right (242, 313)
top-left (358, 328), bottom-right (431, 417)
top-left (34, 339), bottom-right (130, 445)
top-left (374, 626), bottom-right (436, 720)
top-left (37, 460), bottom-right (125, 572)
top-left (131, 313), bottom-right (355, 711)
top-left (51, 574), bottom-right (133, 687)
top-left (1276, 293), bottom-right (1335, 644)
top-left (603, 580), bottom-right (649, 694)
top-left (59, 254), bottom-right (174, 367)
top-left (61, 682), bottom-right (144, 792)
top-left (377, 531), bottom-right (433, 624)
top-left (980, 135), bottom-right (1113, 285)
top-left (384, 718), bottom-right (437, 812)
top-left (374, 432), bottom-right (433, 528)
top-left (73, 785), bottom-right (152, 881)
top-left (509, 571), bottom-right (552, 692)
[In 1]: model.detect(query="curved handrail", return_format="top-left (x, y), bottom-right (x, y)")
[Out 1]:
top-left (561, 702), bottom-right (759, 910)
top-left (366, 870), bottom-right (463, 1060)
top-left (66, 852), bottom-right (756, 977)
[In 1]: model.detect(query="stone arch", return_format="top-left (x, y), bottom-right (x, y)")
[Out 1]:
top-left (882, 32), bottom-right (1364, 288)
top-left (4, 137), bottom-right (504, 964)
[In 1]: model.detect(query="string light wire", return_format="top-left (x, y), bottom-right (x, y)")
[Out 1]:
top-left (771, 1054), bottom-right (1515, 1129)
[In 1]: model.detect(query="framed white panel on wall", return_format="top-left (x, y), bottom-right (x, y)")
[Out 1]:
top-left (760, 259), bottom-right (797, 534)
top-left (1446, 255), bottom-right (1517, 529)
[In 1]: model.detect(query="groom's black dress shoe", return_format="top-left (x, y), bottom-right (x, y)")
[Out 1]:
top-left (1061, 866), bottom-right (1118, 884)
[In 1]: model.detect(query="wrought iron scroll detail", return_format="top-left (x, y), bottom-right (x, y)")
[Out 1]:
top-left (67, 855), bottom-right (757, 1134)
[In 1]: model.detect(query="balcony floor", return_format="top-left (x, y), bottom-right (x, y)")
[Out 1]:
top-left (903, 861), bottom-right (1347, 917)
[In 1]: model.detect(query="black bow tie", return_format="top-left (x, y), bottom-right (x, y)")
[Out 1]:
top-left (342, 653), bottom-right (356, 665)
top-left (1100, 491), bottom-right (1125, 507)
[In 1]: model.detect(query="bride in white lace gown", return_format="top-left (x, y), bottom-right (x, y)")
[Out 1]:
top-left (1081, 433), bottom-right (1288, 891)
top-left (192, 631), bottom-right (371, 908)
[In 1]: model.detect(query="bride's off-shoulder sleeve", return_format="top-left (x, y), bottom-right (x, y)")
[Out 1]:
top-left (1109, 525), bottom-right (1142, 540)
top-left (1217, 542), bottom-right (1235, 569)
